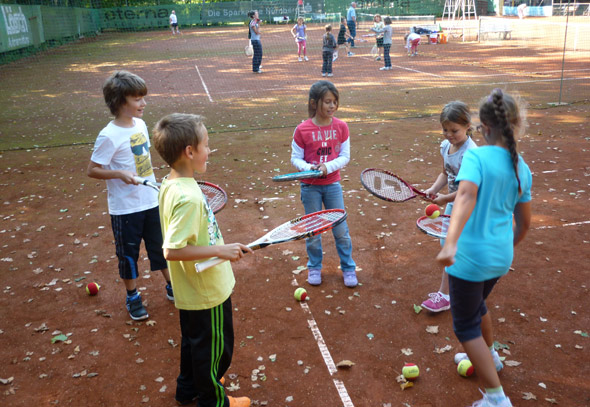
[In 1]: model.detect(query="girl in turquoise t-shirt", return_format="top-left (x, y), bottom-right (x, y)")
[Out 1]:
top-left (437, 89), bottom-right (532, 407)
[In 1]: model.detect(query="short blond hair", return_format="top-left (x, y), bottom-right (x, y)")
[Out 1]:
top-left (153, 113), bottom-right (206, 167)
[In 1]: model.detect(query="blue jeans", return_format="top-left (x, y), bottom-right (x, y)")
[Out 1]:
top-left (347, 20), bottom-right (356, 47)
top-left (383, 43), bottom-right (391, 67)
top-left (251, 40), bottom-right (262, 72)
top-left (300, 182), bottom-right (356, 272)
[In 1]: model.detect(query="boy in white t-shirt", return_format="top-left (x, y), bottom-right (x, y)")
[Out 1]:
top-left (404, 31), bottom-right (421, 56)
top-left (170, 10), bottom-right (180, 35)
top-left (87, 71), bottom-right (172, 321)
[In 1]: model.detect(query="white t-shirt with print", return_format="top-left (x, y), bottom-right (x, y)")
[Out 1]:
top-left (90, 118), bottom-right (158, 215)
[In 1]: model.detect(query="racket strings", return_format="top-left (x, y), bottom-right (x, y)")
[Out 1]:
top-left (269, 212), bottom-right (344, 240)
top-left (198, 183), bottom-right (227, 214)
top-left (418, 217), bottom-right (449, 237)
top-left (362, 172), bottom-right (414, 200)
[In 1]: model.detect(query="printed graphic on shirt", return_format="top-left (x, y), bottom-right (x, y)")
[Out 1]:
top-left (312, 128), bottom-right (341, 165)
top-left (129, 131), bottom-right (154, 178)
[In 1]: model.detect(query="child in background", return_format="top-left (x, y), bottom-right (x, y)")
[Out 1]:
top-left (87, 70), bottom-right (172, 321)
top-left (404, 31), bottom-right (421, 56)
top-left (291, 17), bottom-right (308, 62)
top-left (369, 14), bottom-right (384, 61)
top-left (378, 16), bottom-right (393, 71)
top-left (248, 10), bottom-right (263, 74)
top-left (437, 89), bottom-right (532, 407)
top-left (290, 81), bottom-right (358, 288)
top-left (421, 101), bottom-right (477, 313)
top-left (321, 25), bottom-right (337, 77)
top-left (334, 16), bottom-right (353, 60)
top-left (152, 113), bottom-right (252, 407)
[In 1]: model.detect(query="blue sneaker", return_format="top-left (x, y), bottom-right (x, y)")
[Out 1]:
top-left (126, 293), bottom-right (148, 321)
top-left (166, 284), bottom-right (174, 302)
top-left (307, 269), bottom-right (322, 286)
top-left (342, 269), bottom-right (358, 288)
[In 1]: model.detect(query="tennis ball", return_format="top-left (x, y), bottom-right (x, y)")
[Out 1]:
top-left (294, 287), bottom-right (308, 301)
top-left (402, 363), bottom-right (420, 381)
top-left (425, 204), bottom-right (441, 219)
top-left (86, 282), bottom-right (100, 296)
top-left (457, 359), bottom-right (474, 377)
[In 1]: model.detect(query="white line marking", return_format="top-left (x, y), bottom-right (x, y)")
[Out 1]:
top-left (535, 220), bottom-right (590, 230)
top-left (295, 277), bottom-right (354, 406)
top-left (195, 64), bottom-right (213, 103)
top-left (391, 64), bottom-right (444, 77)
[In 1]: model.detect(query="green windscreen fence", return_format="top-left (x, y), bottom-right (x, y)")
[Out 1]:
top-left (0, 0), bottom-right (588, 150)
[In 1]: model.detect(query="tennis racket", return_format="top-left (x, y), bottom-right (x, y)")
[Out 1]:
top-left (133, 177), bottom-right (228, 214)
top-left (360, 168), bottom-right (435, 203)
top-left (272, 170), bottom-right (323, 182)
top-left (245, 41), bottom-right (253, 56)
top-left (416, 215), bottom-right (450, 238)
top-left (195, 209), bottom-right (347, 272)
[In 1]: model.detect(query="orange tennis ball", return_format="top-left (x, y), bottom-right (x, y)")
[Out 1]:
top-left (86, 282), bottom-right (100, 296)
top-left (402, 363), bottom-right (420, 381)
top-left (425, 204), bottom-right (441, 219)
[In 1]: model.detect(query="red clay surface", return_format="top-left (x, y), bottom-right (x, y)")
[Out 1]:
top-left (1, 102), bottom-right (589, 406)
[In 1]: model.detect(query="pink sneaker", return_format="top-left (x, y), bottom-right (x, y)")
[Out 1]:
top-left (421, 292), bottom-right (450, 312)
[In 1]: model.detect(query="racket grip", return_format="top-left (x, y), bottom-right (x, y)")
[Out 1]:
top-left (133, 176), bottom-right (147, 185)
top-left (195, 257), bottom-right (226, 273)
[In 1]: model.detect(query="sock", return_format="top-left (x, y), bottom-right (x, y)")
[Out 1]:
top-left (126, 288), bottom-right (138, 298)
top-left (485, 386), bottom-right (507, 404)
top-left (439, 292), bottom-right (450, 301)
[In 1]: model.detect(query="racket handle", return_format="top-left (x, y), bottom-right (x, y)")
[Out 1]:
top-left (133, 176), bottom-right (148, 185)
top-left (195, 257), bottom-right (226, 273)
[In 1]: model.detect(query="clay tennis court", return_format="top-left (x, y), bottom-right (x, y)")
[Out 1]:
top-left (0, 16), bottom-right (589, 407)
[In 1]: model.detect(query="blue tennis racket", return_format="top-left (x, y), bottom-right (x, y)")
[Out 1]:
top-left (272, 170), bottom-right (323, 182)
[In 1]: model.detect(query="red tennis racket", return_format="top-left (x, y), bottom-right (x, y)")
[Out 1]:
top-left (133, 176), bottom-right (227, 214)
top-left (416, 215), bottom-right (450, 238)
top-left (195, 209), bottom-right (347, 272)
top-left (360, 168), bottom-right (435, 203)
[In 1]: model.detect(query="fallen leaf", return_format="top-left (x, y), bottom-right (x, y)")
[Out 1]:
top-left (401, 348), bottom-right (413, 356)
top-left (505, 360), bottom-right (521, 367)
top-left (51, 334), bottom-right (68, 343)
top-left (434, 344), bottom-right (453, 354)
top-left (336, 360), bottom-right (355, 368)
top-left (426, 325), bottom-right (439, 334)
top-left (400, 381), bottom-right (414, 390)
top-left (522, 392), bottom-right (537, 400)
top-left (545, 398), bottom-right (558, 404)
top-left (413, 304), bottom-right (422, 314)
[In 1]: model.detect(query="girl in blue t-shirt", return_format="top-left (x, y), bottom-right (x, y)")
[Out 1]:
top-left (437, 89), bottom-right (532, 407)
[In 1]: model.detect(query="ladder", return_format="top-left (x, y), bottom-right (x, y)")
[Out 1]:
top-left (442, 0), bottom-right (478, 40)
top-left (296, 1), bottom-right (306, 20)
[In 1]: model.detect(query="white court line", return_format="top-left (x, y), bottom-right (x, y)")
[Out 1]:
top-left (294, 277), bottom-right (355, 407)
top-left (390, 64), bottom-right (444, 78)
top-left (195, 64), bottom-right (214, 103)
top-left (535, 220), bottom-right (590, 230)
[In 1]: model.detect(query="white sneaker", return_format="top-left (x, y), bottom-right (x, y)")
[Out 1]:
top-left (298, 57), bottom-right (302, 62)
top-left (304, 56), bottom-right (309, 61)
top-left (379, 66), bottom-right (389, 71)
top-left (327, 73), bottom-right (333, 77)
top-left (347, 52), bottom-right (354, 57)
top-left (321, 73), bottom-right (326, 77)
top-left (469, 389), bottom-right (513, 407)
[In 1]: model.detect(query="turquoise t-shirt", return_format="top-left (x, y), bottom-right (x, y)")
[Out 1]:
top-left (446, 146), bottom-right (532, 282)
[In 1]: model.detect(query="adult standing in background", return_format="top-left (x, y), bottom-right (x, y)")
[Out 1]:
top-left (169, 10), bottom-right (180, 35)
top-left (346, 2), bottom-right (357, 48)
top-left (248, 10), bottom-right (263, 74)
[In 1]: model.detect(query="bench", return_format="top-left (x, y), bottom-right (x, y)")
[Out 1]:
top-left (478, 18), bottom-right (512, 40)
top-left (411, 25), bottom-right (440, 44)
top-left (272, 16), bottom-right (290, 24)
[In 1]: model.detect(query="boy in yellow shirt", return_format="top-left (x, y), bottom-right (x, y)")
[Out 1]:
top-left (152, 113), bottom-right (252, 407)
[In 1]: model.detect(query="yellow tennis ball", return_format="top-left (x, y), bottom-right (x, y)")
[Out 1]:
top-left (425, 204), bottom-right (441, 219)
top-left (294, 287), bottom-right (308, 301)
top-left (457, 359), bottom-right (474, 377)
top-left (402, 363), bottom-right (419, 381)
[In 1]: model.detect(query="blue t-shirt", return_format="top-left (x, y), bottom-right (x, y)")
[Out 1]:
top-left (347, 6), bottom-right (356, 21)
top-left (446, 146), bottom-right (532, 282)
top-left (250, 20), bottom-right (260, 41)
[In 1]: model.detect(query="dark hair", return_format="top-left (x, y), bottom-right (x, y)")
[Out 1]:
top-left (440, 100), bottom-right (473, 136)
top-left (325, 24), bottom-right (332, 32)
top-left (308, 81), bottom-right (339, 118)
top-left (103, 70), bottom-right (147, 116)
top-left (153, 113), bottom-right (206, 167)
top-left (479, 89), bottom-right (523, 194)
top-left (248, 10), bottom-right (256, 18)
top-left (384, 16), bottom-right (392, 25)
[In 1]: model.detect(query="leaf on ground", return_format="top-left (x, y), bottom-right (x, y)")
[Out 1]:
top-left (493, 341), bottom-right (510, 350)
top-left (400, 381), bottom-right (414, 390)
top-left (336, 360), bottom-right (355, 368)
top-left (426, 325), bottom-right (439, 334)
top-left (413, 304), bottom-right (422, 314)
top-left (504, 360), bottom-right (521, 367)
top-left (401, 348), bottom-right (413, 356)
top-left (434, 344), bottom-right (453, 354)
top-left (51, 334), bottom-right (68, 343)
top-left (146, 320), bottom-right (156, 327)
top-left (522, 392), bottom-right (537, 400)
top-left (545, 398), bottom-right (558, 404)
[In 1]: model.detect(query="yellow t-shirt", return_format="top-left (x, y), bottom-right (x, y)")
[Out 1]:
top-left (159, 177), bottom-right (235, 310)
